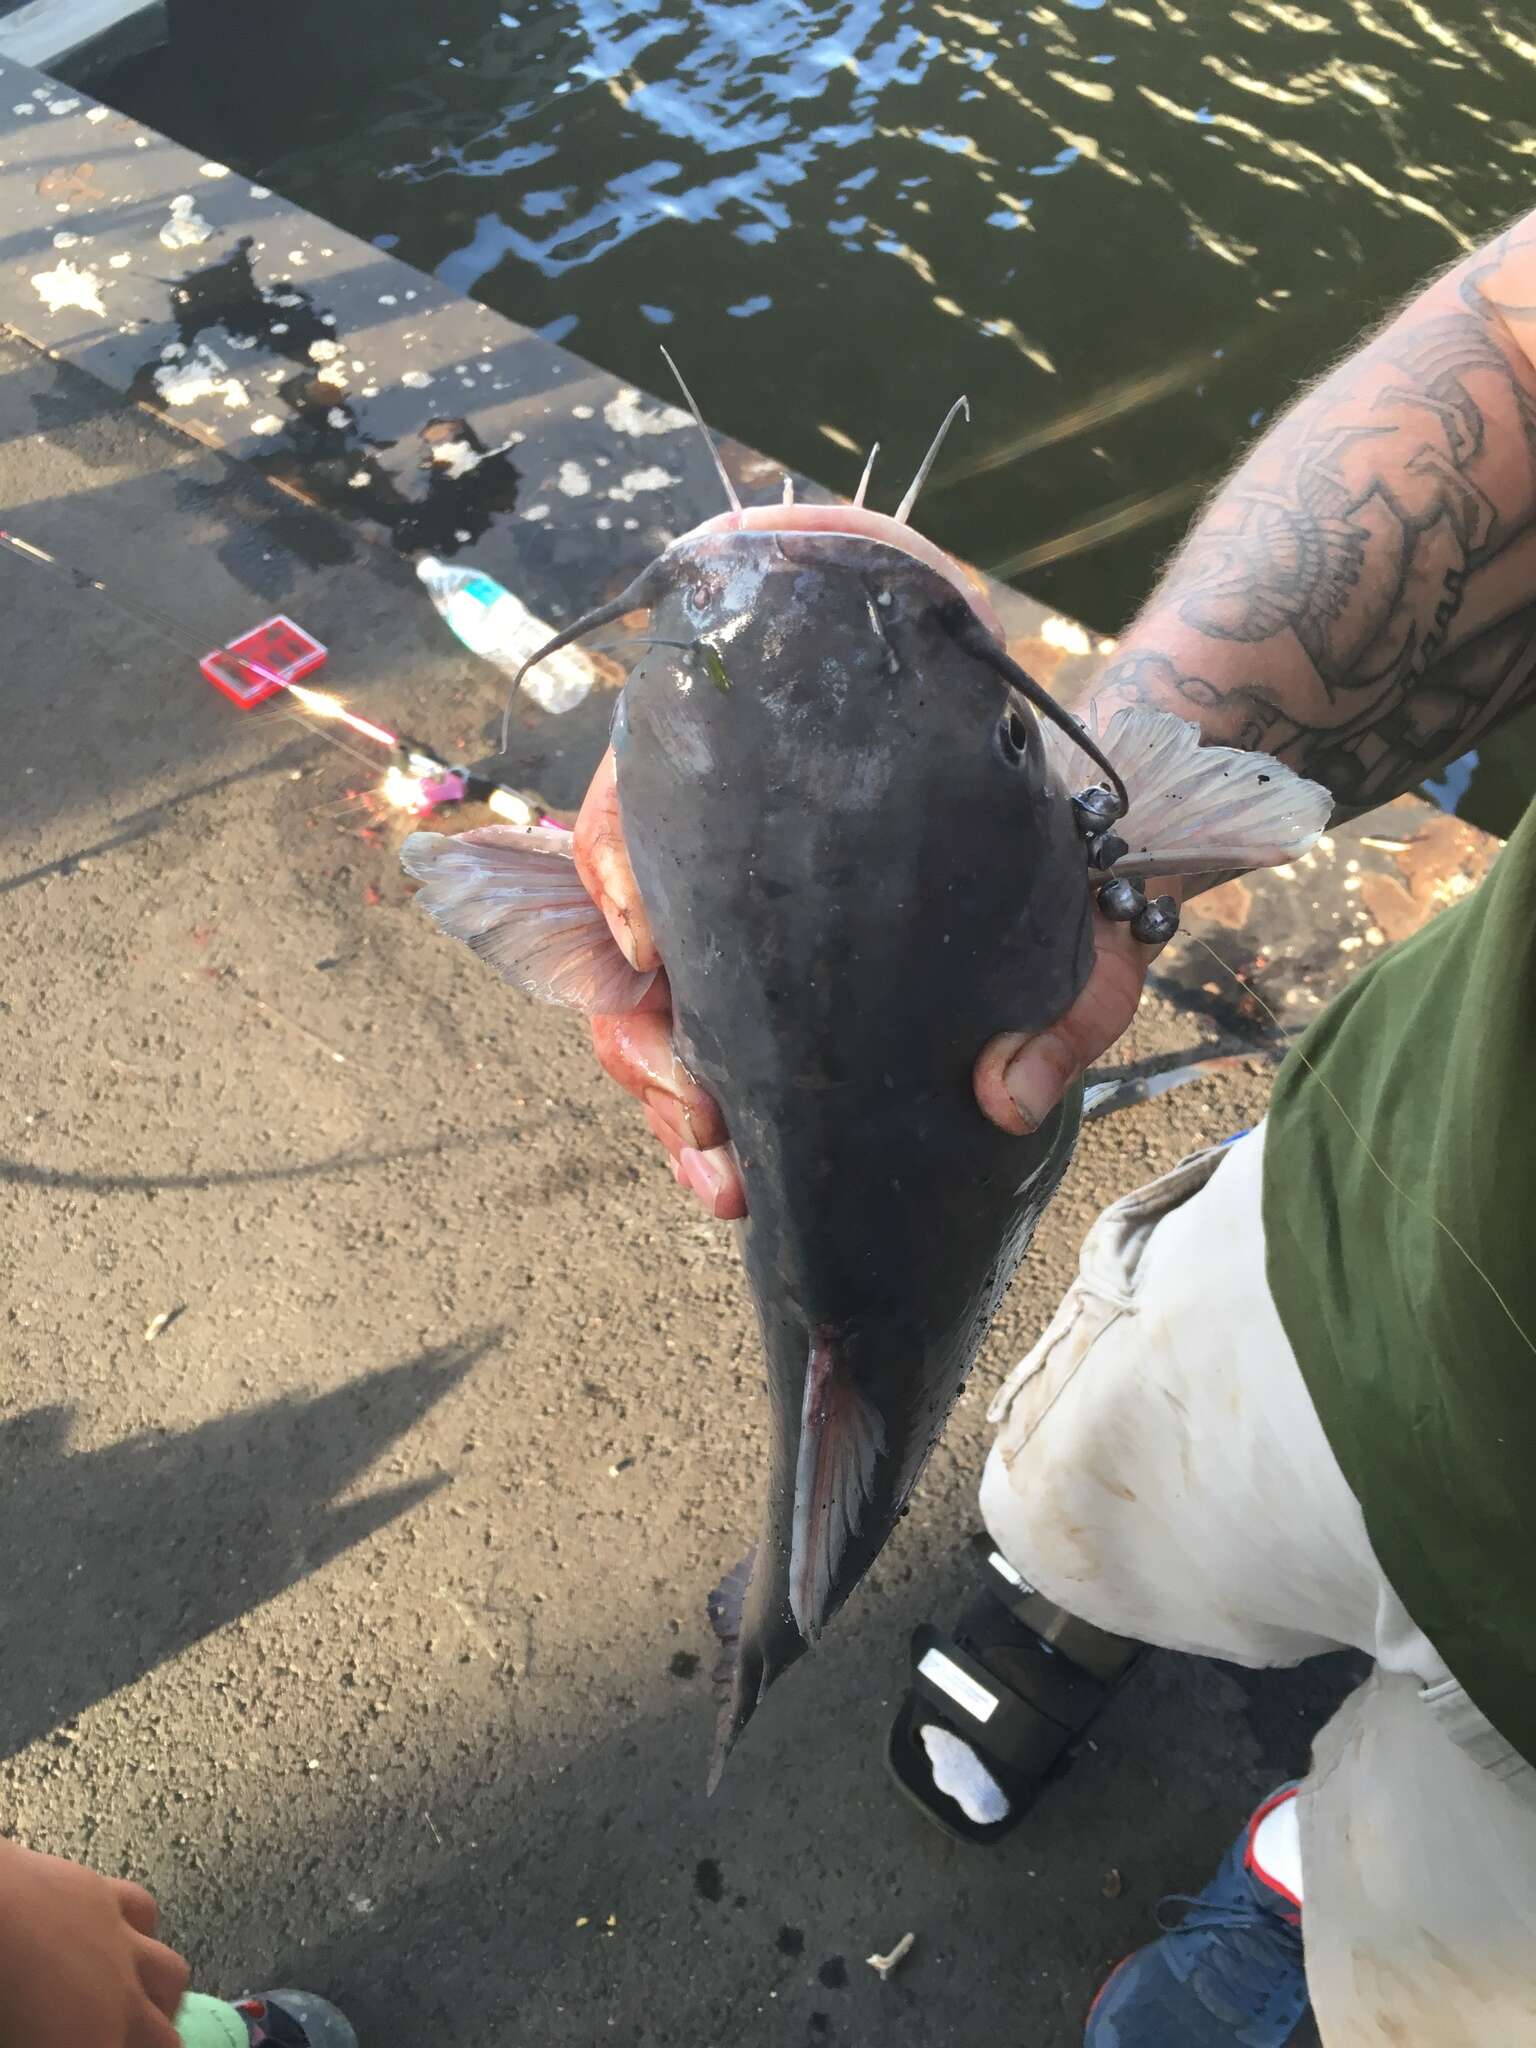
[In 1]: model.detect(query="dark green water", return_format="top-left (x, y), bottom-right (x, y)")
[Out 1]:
top-left (106, 0), bottom-right (1536, 822)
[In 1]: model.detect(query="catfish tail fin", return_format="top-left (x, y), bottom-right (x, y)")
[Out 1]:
top-left (706, 1549), bottom-right (758, 1795)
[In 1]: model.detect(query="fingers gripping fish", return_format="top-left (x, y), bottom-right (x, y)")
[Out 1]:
top-left (400, 389), bottom-right (1330, 1787)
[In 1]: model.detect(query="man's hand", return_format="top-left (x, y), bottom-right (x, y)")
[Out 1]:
top-left (0, 1838), bottom-right (191, 2048)
top-left (572, 749), bottom-right (1164, 1218)
top-left (574, 752), bottom-right (743, 1218)
top-left (972, 911), bottom-right (1168, 1135)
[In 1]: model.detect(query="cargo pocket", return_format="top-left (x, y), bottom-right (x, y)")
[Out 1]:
top-left (987, 1139), bottom-right (1239, 1453)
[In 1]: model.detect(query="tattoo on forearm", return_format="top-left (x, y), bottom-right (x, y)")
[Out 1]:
top-left (1098, 218), bottom-right (1536, 809)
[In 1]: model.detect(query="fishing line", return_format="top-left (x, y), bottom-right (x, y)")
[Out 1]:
top-left (0, 526), bottom-right (541, 823)
top-left (0, 527), bottom-right (219, 654)
top-left (1181, 929), bottom-right (1536, 1360)
top-left (0, 527), bottom-right (367, 774)
top-left (264, 701), bottom-right (395, 779)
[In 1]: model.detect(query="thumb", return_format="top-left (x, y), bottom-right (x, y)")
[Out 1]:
top-left (974, 921), bottom-right (1157, 1134)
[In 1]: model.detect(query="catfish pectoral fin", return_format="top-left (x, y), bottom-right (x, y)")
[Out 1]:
top-left (789, 1333), bottom-right (886, 1643)
top-left (1040, 705), bottom-right (1332, 876)
top-left (401, 825), bottom-right (658, 1014)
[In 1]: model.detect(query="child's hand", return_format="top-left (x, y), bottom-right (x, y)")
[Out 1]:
top-left (0, 1838), bottom-right (191, 2047)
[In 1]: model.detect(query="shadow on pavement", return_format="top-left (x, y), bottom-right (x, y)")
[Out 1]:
top-left (0, 740), bottom-right (316, 896)
top-left (0, 1119), bottom-right (554, 1193)
top-left (175, 1528), bottom-right (1364, 2048)
top-left (0, 1336), bottom-right (491, 1757)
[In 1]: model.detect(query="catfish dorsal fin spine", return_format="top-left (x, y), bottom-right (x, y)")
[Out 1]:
top-left (659, 346), bottom-right (743, 514)
top-left (895, 396), bottom-right (970, 525)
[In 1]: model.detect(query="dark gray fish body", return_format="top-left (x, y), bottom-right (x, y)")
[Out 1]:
top-left (611, 532), bottom-right (1091, 1771)
top-left (401, 450), bottom-right (1330, 1788)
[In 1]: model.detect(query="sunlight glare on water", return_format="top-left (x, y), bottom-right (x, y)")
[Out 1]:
top-left (110, 0), bottom-right (1536, 646)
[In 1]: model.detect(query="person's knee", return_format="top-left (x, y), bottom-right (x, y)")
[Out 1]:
top-left (978, 1438), bottom-right (1117, 1621)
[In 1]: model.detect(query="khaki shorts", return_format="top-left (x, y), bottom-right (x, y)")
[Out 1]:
top-left (979, 1120), bottom-right (1536, 2047)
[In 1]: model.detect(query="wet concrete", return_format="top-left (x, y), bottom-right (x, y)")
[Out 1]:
top-left (0, 0), bottom-right (164, 73)
top-left (0, 59), bottom-right (785, 598)
top-left (0, 55), bottom-right (1109, 798)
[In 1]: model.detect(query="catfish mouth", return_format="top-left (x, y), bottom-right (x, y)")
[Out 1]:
top-left (682, 502), bottom-right (1005, 644)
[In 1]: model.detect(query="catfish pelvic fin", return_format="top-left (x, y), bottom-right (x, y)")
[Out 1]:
top-left (1042, 705), bottom-right (1331, 877)
top-left (789, 1333), bottom-right (886, 1643)
top-left (400, 825), bottom-right (657, 1014)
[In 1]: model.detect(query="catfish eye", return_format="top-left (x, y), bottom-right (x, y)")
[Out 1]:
top-left (997, 708), bottom-right (1029, 765)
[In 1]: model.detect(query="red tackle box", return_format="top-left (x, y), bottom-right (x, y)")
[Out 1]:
top-left (200, 615), bottom-right (328, 708)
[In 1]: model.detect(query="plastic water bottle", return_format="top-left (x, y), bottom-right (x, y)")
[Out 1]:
top-left (417, 555), bottom-right (594, 715)
top-left (175, 1989), bottom-right (357, 2047)
top-left (175, 1997), bottom-right (248, 2048)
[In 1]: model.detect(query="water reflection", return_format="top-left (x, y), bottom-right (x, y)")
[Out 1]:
top-left (107, 0), bottom-right (1536, 820)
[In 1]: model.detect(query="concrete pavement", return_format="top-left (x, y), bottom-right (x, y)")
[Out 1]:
top-left (0, 318), bottom-right (1376, 2048)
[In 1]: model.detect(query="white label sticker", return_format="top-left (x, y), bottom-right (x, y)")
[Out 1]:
top-left (918, 1646), bottom-right (998, 1725)
top-left (988, 1550), bottom-right (1032, 1592)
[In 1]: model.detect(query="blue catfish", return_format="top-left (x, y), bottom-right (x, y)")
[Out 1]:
top-left (401, 400), bottom-right (1328, 1783)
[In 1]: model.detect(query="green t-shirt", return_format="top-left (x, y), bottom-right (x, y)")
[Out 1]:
top-left (1264, 800), bottom-right (1536, 1761)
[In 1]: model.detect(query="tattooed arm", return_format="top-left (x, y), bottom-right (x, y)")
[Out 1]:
top-left (971, 215), bottom-right (1536, 1136)
top-left (1093, 211), bottom-right (1536, 811)
top-left (580, 217), bottom-right (1536, 1196)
